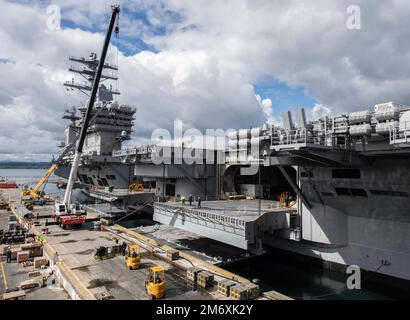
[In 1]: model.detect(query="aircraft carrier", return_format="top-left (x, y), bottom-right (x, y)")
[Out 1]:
top-left (54, 49), bottom-right (410, 287)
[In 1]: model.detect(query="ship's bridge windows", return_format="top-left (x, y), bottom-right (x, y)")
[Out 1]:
top-left (370, 190), bottom-right (408, 197)
top-left (335, 187), bottom-right (367, 197)
top-left (80, 174), bottom-right (95, 185)
top-left (101, 178), bottom-right (109, 186)
top-left (332, 169), bottom-right (361, 179)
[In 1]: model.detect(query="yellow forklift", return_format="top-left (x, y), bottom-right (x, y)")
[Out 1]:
top-left (129, 183), bottom-right (144, 192)
top-left (145, 266), bottom-right (166, 299)
top-left (125, 244), bottom-right (141, 270)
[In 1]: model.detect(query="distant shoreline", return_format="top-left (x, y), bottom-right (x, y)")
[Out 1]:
top-left (0, 162), bottom-right (51, 169)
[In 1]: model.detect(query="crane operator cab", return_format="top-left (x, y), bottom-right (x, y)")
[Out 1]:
top-left (55, 202), bottom-right (86, 216)
top-left (125, 244), bottom-right (141, 270)
top-left (145, 266), bottom-right (166, 299)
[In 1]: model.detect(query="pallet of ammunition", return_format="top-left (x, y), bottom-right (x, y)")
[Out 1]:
top-left (230, 285), bottom-right (248, 300)
top-left (197, 271), bottom-right (214, 288)
top-left (166, 249), bottom-right (179, 261)
top-left (244, 283), bottom-right (259, 299)
top-left (187, 267), bottom-right (202, 283)
top-left (217, 280), bottom-right (237, 297)
top-left (20, 279), bottom-right (39, 290)
top-left (22, 260), bottom-right (34, 267)
top-left (230, 284), bottom-right (260, 300)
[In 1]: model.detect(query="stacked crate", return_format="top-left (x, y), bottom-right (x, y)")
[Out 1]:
top-left (34, 257), bottom-right (48, 268)
top-left (20, 242), bottom-right (43, 257)
top-left (11, 248), bottom-right (21, 260)
top-left (17, 251), bottom-right (29, 263)
top-left (0, 244), bottom-right (9, 255)
top-left (20, 279), bottom-right (39, 290)
top-left (230, 285), bottom-right (248, 300)
top-left (217, 280), bottom-right (237, 297)
top-left (230, 284), bottom-right (260, 300)
top-left (187, 267), bottom-right (202, 283)
top-left (112, 244), bottom-right (121, 255)
top-left (166, 249), bottom-right (179, 261)
top-left (197, 271), bottom-right (214, 288)
top-left (244, 283), bottom-right (260, 300)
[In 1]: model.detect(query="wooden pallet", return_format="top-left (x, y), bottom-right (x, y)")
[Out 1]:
top-left (21, 260), bottom-right (34, 267)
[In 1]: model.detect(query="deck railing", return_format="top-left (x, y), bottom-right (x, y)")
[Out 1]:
top-left (270, 128), bottom-right (332, 149)
top-left (390, 121), bottom-right (410, 144)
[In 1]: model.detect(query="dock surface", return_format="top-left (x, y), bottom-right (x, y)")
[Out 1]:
top-left (0, 189), bottom-right (212, 300)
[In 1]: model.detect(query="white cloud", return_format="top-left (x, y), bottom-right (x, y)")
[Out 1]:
top-left (3, 0), bottom-right (410, 160)
top-left (147, 0), bottom-right (410, 113)
top-left (0, 1), bottom-right (265, 160)
top-left (256, 94), bottom-right (275, 124)
top-left (309, 104), bottom-right (332, 121)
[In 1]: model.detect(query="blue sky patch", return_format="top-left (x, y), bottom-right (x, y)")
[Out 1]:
top-left (254, 77), bottom-right (317, 116)
top-left (0, 58), bottom-right (15, 64)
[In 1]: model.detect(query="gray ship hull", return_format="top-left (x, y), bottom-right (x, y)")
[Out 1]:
top-left (55, 161), bottom-right (134, 190)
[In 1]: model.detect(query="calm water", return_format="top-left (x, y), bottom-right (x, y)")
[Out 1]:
top-left (2, 169), bottom-right (409, 300)
top-left (225, 253), bottom-right (409, 300)
top-left (0, 168), bottom-right (82, 201)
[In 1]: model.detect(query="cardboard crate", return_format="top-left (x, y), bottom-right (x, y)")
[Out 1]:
top-left (166, 249), bottom-right (179, 261)
top-left (0, 245), bottom-right (10, 255)
top-left (17, 251), bottom-right (30, 263)
top-left (11, 248), bottom-right (21, 260)
top-left (20, 242), bottom-right (42, 250)
top-left (187, 267), bottom-right (202, 283)
top-left (34, 257), bottom-right (48, 268)
top-left (2, 290), bottom-right (26, 300)
top-left (20, 279), bottom-right (39, 290)
top-left (22, 261), bottom-right (34, 267)
top-left (29, 246), bottom-right (43, 257)
top-left (197, 271), bottom-right (214, 289)
top-left (244, 284), bottom-right (259, 300)
top-left (28, 271), bottom-right (42, 278)
top-left (230, 285), bottom-right (248, 300)
top-left (217, 280), bottom-right (237, 297)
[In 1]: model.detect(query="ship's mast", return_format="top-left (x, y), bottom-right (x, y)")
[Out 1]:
top-left (64, 52), bottom-right (120, 97)
top-left (63, 5), bottom-right (121, 209)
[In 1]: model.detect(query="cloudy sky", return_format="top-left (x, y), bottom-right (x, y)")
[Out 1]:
top-left (1, 0), bottom-right (410, 161)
